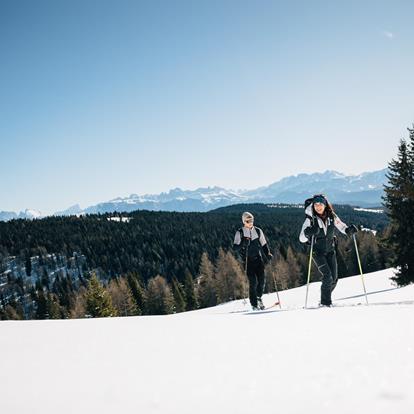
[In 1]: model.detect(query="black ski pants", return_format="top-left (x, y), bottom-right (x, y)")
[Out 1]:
top-left (313, 250), bottom-right (338, 306)
top-left (246, 256), bottom-right (265, 307)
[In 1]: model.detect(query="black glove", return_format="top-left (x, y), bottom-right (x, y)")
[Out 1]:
top-left (304, 223), bottom-right (320, 238)
top-left (261, 243), bottom-right (273, 261)
top-left (345, 224), bottom-right (358, 237)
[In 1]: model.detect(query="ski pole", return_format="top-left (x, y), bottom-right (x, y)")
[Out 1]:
top-left (272, 272), bottom-right (282, 309)
top-left (353, 233), bottom-right (369, 305)
top-left (304, 235), bottom-right (314, 309)
top-left (242, 238), bottom-right (250, 306)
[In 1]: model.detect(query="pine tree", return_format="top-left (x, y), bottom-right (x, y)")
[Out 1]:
top-left (35, 290), bottom-right (48, 319)
top-left (171, 277), bottom-right (186, 313)
top-left (25, 254), bottom-right (32, 277)
top-left (126, 272), bottom-right (145, 315)
top-left (215, 249), bottom-right (246, 304)
top-left (356, 232), bottom-right (381, 274)
top-left (108, 278), bottom-right (138, 316)
top-left (196, 252), bottom-right (217, 308)
top-left (183, 269), bottom-right (198, 311)
top-left (286, 246), bottom-right (301, 287)
top-left (4, 304), bottom-right (22, 320)
top-left (70, 286), bottom-right (87, 318)
top-left (146, 275), bottom-right (175, 315)
top-left (47, 293), bottom-right (62, 319)
top-left (265, 249), bottom-right (289, 292)
top-left (41, 268), bottom-right (50, 290)
top-left (383, 135), bottom-right (414, 285)
top-left (85, 273), bottom-right (117, 317)
top-left (273, 250), bottom-right (292, 290)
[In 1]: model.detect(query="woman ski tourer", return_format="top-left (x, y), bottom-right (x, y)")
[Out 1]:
top-left (233, 212), bottom-right (273, 311)
top-left (299, 194), bottom-right (358, 307)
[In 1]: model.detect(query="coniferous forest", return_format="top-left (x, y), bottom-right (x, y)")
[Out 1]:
top-left (383, 126), bottom-right (414, 286)
top-left (0, 202), bottom-right (391, 320)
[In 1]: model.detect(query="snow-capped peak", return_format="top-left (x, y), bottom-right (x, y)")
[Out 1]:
top-left (19, 209), bottom-right (43, 219)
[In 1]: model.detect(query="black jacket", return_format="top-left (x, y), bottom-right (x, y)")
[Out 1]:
top-left (299, 203), bottom-right (348, 254)
top-left (233, 226), bottom-right (270, 261)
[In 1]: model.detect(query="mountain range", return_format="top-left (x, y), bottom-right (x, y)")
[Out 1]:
top-left (0, 168), bottom-right (388, 221)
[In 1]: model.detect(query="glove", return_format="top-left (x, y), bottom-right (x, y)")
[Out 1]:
top-left (345, 224), bottom-right (358, 236)
top-left (261, 243), bottom-right (272, 261)
top-left (304, 223), bottom-right (320, 238)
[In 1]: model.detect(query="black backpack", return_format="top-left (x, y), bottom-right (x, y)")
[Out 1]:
top-left (304, 197), bottom-right (315, 221)
top-left (304, 197), bottom-right (314, 209)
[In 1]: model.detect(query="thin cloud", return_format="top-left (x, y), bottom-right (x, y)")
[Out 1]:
top-left (383, 31), bottom-right (395, 39)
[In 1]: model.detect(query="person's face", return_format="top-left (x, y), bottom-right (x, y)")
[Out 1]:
top-left (244, 219), bottom-right (254, 229)
top-left (314, 202), bottom-right (326, 215)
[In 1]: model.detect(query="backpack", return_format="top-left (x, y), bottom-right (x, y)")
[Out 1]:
top-left (304, 197), bottom-right (315, 221)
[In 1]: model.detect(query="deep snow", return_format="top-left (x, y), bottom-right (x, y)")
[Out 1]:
top-left (0, 268), bottom-right (413, 414)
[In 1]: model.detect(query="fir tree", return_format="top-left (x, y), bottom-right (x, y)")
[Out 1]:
top-left (196, 252), bottom-right (217, 308)
top-left (171, 277), bottom-right (186, 313)
top-left (4, 304), bottom-right (22, 320)
top-left (268, 250), bottom-right (291, 291)
top-left (41, 268), bottom-right (50, 290)
top-left (85, 273), bottom-right (117, 317)
top-left (108, 278), bottom-right (138, 316)
top-left (35, 290), bottom-right (48, 319)
top-left (184, 269), bottom-right (198, 311)
top-left (126, 272), bottom-right (145, 315)
top-left (25, 254), bottom-right (32, 277)
top-left (70, 286), bottom-right (87, 318)
top-left (383, 135), bottom-right (414, 285)
top-left (215, 249), bottom-right (246, 303)
top-left (264, 250), bottom-right (283, 292)
top-left (146, 275), bottom-right (174, 315)
top-left (356, 232), bottom-right (381, 274)
top-left (286, 246), bottom-right (301, 287)
top-left (47, 293), bottom-right (63, 319)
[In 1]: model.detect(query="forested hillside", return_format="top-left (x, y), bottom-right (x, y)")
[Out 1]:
top-left (0, 203), bottom-right (390, 319)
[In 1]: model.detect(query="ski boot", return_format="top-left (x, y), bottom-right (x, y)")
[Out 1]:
top-left (257, 298), bottom-right (265, 310)
top-left (319, 302), bottom-right (332, 308)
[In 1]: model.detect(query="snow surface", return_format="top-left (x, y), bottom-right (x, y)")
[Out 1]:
top-left (0, 268), bottom-right (413, 414)
top-left (354, 207), bottom-right (384, 214)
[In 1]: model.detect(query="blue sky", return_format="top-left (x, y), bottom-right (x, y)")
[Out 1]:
top-left (1, 0), bottom-right (413, 214)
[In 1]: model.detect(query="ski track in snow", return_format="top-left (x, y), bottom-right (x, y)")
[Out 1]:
top-left (0, 268), bottom-right (413, 414)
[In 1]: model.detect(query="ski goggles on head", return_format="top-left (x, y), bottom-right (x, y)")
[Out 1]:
top-left (313, 195), bottom-right (327, 205)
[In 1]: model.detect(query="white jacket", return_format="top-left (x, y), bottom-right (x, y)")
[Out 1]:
top-left (299, 203), bottom-right (348, 243)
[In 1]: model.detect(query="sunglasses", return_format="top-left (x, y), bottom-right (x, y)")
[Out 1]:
top-left (244, 219), bottom-right (254, 224)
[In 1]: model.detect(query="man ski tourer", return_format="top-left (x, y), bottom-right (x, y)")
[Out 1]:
top-left (299, 194), bottom-right (359, 307)
top-left (233, 212), bottom-right (273, 311)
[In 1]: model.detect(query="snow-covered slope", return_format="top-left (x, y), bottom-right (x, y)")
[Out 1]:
top-left (1, 268), bottom-right (413, 414)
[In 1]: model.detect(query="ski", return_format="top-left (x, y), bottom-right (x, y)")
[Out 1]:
top-left (264, 301), bottom-right (281, 310)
